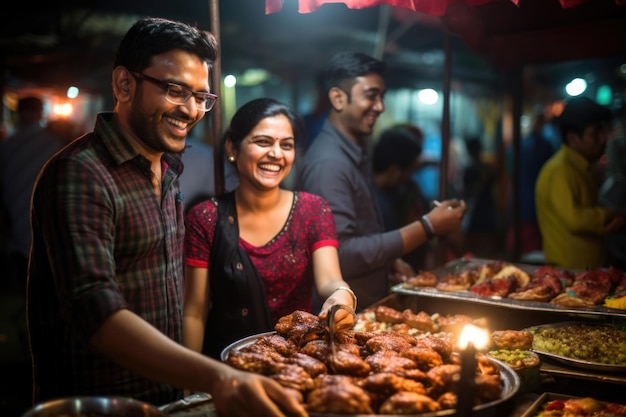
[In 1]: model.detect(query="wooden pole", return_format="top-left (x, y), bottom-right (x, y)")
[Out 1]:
top-left (209, 0), bottom-right (224, 195)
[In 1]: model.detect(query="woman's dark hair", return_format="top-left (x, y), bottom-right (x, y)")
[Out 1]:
top-left (114, 17), bottom-right (219, 73)
top-left (223, 98), bottom-right (305, 155)
top-left (323, 51), bottom-right (387, 99)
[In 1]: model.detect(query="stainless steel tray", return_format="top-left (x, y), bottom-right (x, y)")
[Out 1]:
top-left (518, 392), bottom-right (626, 417)
top-left (525, 322), bottom-right (626, 373)
top-left (392, 258), bottom-right (626, 319)
top-left (221, 332), bottom-right (520, 417)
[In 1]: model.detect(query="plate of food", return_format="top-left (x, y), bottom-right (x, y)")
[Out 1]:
top-left (525, 321), bottom-right (626, 373)
top-left (221, 310), bottom-right (520, 417)
top-left (519, 392), bottom-right (626, 417)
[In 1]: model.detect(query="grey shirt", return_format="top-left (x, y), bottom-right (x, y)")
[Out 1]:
top-left (297, 119), bottom-right (403, 309)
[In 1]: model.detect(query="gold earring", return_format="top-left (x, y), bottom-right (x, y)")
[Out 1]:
top-left (228, 155), bottom-right (235, 163)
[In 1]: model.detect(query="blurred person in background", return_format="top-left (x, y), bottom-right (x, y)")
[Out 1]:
top-left (599, 104), bottom-right (626, 269)
top-left (0, 96), bottom-right (63, 288)
top-left (297, 51), bottom-right (466, 309)
top-left (183, 98), bottom-right (356, 359)
top-left (461, 137), bottom-right (499, 257)
top-left (372, 125), bottom-right (434, 270)
top-left (506, 113), bottom-right (555, 256)
top-left (536, 97), bottom-right (625, 270)
top-left (26, 17), bottom-right (306, 417)
top-left (180, 135), bottom-right (215, 214)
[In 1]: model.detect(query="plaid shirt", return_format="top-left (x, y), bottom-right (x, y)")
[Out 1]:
top-left (27, 112), bottom-right (185, 406)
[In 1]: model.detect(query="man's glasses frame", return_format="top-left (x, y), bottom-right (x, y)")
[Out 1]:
top-left (131, 72), bottom-right (218, 112)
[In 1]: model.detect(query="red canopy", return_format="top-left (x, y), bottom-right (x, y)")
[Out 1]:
top-left (265, 0), bottom-right (611, 15)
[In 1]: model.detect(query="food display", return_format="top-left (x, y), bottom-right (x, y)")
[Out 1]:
top-left (395, 258), bottom-right (626, 318)
top-left (521, 393), bottom-right (626, 417)
top-left (526, 322), bottom-right (626, 372)
top-left (222, 308), bottom-right (519, 415)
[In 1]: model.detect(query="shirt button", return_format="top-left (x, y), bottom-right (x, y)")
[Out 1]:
top-left (236, 262), bottom-right (243, 270)
top-left (228, 216), bottom-right (235, 224)
top-left (241, 308), bottom-right (249, 317)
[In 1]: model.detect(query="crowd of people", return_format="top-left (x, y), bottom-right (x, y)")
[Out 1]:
top-left (0, 13), bottom-right (624, 417)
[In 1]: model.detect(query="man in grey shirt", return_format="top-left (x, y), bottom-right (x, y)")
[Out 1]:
top-left (298, 52), bottom-right (466, 309)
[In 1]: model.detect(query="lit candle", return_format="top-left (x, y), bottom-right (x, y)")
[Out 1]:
top-left (456, 324), bottom-right (489, 417)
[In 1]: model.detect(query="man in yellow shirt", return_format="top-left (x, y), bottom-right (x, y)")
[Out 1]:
top-left (536, 97), bottom-right (624, 269)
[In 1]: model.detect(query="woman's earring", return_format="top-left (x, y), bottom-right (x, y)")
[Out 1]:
top-left (228, 155), bottom-right (235, 163)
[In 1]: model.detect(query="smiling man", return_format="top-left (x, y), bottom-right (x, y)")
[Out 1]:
top-left (297, 52), bottom-right (466, 309)
top-left (26, 17), bottom-right (306, 417)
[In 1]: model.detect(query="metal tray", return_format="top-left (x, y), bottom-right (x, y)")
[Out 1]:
top-left (392, 258), bottom-right (626, 319)
top-left (525, 322), bottom-right (626, 373)
top-left (221, 331), bottom-right (521, 417)
top-left (518, 392), bottom-right (626, 417)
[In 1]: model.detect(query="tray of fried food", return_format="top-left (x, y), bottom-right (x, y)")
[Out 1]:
top-left (520, 392), bottom-right (626, 417)
top-left (222, 309), bottom-right (520, 416)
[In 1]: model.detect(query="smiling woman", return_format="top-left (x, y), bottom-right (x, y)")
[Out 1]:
top-left (182, 97), bottom-right (357, 359)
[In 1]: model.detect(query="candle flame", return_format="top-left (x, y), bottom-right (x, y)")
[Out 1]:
top-left (458, 324), bottom-right (489, 350)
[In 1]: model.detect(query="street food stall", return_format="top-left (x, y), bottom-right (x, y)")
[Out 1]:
top-left (149, 257), bottom-right (626, 417)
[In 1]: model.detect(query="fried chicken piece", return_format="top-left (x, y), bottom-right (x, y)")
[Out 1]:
top-left (508, 274), bottom-right (563, 302)
top-left (360, 372), bottom-right (427, 396)
top-left (436, 270), bottom-right (475, 292)
top-left (330, 349), bottom-right (372, 377)
top-left (285, 352), bottom-right (328, 377)
top-left (252, 333), bottom-right (297, 356)
top-left (490, 330), bottom-right (533, 350)
top-left (299, 339), bottom-right (331, 362)
top-left (426, 364), bottom-right (461, 397)
top-left (225, 350), bottom-right (284, 375)
top-left (238, 341), bottom-right (288, 363)
top-left (437, 391), bottom-right (457, 409)
top-left (274, 310), bottom-right (326, 346)
top-left (436, 314), bottom-right (474, 334)
top-left (374, 305), bottom-right (404, 324)
top-left (307, 382), bottom-right (374, 414)
top-left (401, 309), bottom-right (435, 332)
top-left (475, 373), bottom-right (503, 402)
top-left (338, 341), bottom-right (365, 357)
top-left (365, 350), bottom-right (417, 373)
top-left (389, 323), bottom-right (412, 334)
top-left (477, 353), bottom-right (500, 376)
top-left (470, 275), bottom-right (518, 297)
top-left (379, 391), bottom-right (441, 414)
top-left (414, 334), bottom-right (454, 360)
top-left (312, 373), bottom-right (356, 388)
top-left (405, 270), bottom-right (439, 287)
top-left (366, 332), bottom-right (416, 353)
top-left (270, 363), bottom-right (314, 392)
top-left (402, 346), bottom-right (444, 371)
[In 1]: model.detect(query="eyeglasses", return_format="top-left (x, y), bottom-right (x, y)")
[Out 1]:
top-left (131, 72), bottom-right (218, 112)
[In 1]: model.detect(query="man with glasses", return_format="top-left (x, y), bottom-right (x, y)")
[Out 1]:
top-left (26, 17), bottom-right (306, 417)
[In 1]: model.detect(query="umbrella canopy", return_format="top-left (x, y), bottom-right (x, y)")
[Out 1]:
top-left (267, 0), bottom-right (508, 14)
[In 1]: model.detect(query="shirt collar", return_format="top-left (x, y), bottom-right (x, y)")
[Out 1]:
top-left (323, 119), bottom-right (369, 167)
top-left (562, 144), bottom-right (592, 173)
top-left (94, 112), bottom-right (183, 176)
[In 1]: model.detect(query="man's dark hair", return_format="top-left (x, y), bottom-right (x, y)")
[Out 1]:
top-left (323, 52), bottom-right (387, 101)
top-left (372, 127), bottom-right (422, 173)
top-left (558, 96), bottom-right (612, 144)
top-left (114, 17), bottom-right (219, 73)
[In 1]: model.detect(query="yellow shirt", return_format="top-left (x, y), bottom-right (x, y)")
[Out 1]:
top-left (535, 145), bottom-right (610, 269)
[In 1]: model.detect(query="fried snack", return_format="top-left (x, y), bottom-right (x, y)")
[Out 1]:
top-left (307, 381), bottom-right (374, 414)
top-left (379, 391), bottom-right (441, 414)
top-left (405, 270), bottom-right (439, 287)
top-left (491, 329), bottom-right (533, 350)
